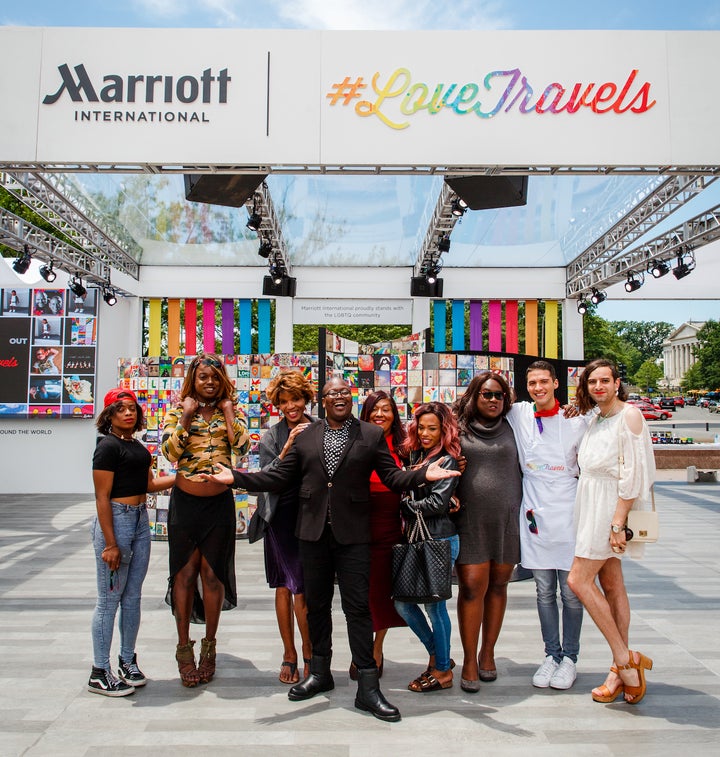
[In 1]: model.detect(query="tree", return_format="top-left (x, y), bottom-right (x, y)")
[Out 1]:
top-left (680, 362), bottom-right (705, 392)
top-left (632, 359), bottom-right (663, 392)
top-left (692, 320), bottom-right (720, 390)
top-left (583, 310), bottom-right (637, 367)
top-left (611, 320), bottom-right (674, 371)
top-left (293, 324), bottom-right (413, 353)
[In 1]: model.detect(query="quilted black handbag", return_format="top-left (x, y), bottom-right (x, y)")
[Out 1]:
top-left (391, 508), bottom-right (452, 604)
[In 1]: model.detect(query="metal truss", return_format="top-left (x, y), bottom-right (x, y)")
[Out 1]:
top-left (569, 203), bottom-right (720, 297)
top-left (243, 181), bottom-right (292, 276)
top-left (566, 174), bottom-right (717, 297)
top-left (1, 162), bottom-right (720, 177)
top-left (0, 206), bottom-right (131, 293)
top-left (1, 171), bottom-right (140, 279)
top-left (413, 183), bottom-right (463, 278)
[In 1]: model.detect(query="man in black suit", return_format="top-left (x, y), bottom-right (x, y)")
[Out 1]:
top-left (205, 377), bottom-right (459, 722)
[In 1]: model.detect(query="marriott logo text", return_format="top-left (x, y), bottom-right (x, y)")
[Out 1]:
top-left (43, 64), bottom-right (231, 105)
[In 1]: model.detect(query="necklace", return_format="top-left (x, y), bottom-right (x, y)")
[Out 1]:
top-left (597, 400), bottom-right (620, 422)
top-left (197, 399), bottom-right (216, 408)
top-left (110, 430), bottom-right (134, 441)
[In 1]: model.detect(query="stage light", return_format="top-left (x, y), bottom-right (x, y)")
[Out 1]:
top-left (624, 271), bottom-right (643, 293)
top-left (590, 287), bottom-right (607, 305)
top-left (258, 240), bottom-right (273, 258)
top-left (246, 212), bottom-right (262, 232)
top-left (12, 245), bottom-right (32, 274)
top-left (69, 277), bottom-right (87, 298)
top-left (39, 261), bottom-right (57, 282)
top-left (672, 253), bottom-right (696, 280)
top-left (451, 198), bottom-right (468, 217)
top-left (438, 235), bottom-right (451, 253)
top-left (268, 261), bottom-right (285, 285)
top-left (577, 299), bottom-right (590, 315)
top-left (425, 260), bottom-right (442, 284)
top-left (102, 287), bottom-right (117, 306)
top-left (648, 260), bottom-right (670, 278)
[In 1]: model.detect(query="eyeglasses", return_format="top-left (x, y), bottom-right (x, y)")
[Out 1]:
top-left (526, 509), bottom-right (538, 534)
top-left (480, 390), bottom-right (505, 401)
top-left (323, 389), bottom-right (352, 398)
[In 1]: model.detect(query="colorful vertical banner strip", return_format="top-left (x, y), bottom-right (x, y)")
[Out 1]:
top-left (221, 299), bottom-right (235, 355)
top-left (184, 299), bottom-right (197, 355)
top-left (202, 299), bottom-right (215, 354)
top-left (451, 300), bottom-right (465, 351)
top-left (488, 300), bottom-right (502, 352)
top-left (544, 300), bottom-right (558, 358)
top-left (505, 300), bottom-right (519, 353)
top-left (167, 298), bottom-right (181, 356)
top-left (258, 299), bottom-right (271, 353)
top-left (525, 300), bottom-right (539, 356)
top-left (433, 300), bottom-right (446, 352)
top-left (147, 298), bottom-right (162, 356)
top-left (469, 300), bottom-right (483, 351)
top-left (238, 299), bottom-right (252, 354)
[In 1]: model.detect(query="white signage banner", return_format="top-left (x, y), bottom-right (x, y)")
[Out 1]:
top-left (1, 29), bottom-right (719, 167)
top-left (294, 299), bottom-right (413, 325)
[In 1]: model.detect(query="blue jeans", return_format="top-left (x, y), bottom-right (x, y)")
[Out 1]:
top-left (395, 535), bottom-right (460, 672)
top-left (91, 503), bottom-right (151, 670)
top-left (533, 568), bottom-right (583, 663)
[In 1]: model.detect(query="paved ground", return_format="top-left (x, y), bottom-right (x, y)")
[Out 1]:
top-left (1, 479), bottom-right (719, 756)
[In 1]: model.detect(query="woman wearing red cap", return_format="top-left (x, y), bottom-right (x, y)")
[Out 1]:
top-left (161, 354), bottom-right (250, 687)
top-left (89, 388), bottom-right (175, 697)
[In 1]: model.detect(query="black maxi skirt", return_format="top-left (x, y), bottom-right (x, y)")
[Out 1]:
top-left (165, 486), bottom-right (237, 624)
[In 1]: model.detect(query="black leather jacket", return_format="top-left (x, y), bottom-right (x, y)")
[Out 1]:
top-left (401, 450), bottom-right (459, 539)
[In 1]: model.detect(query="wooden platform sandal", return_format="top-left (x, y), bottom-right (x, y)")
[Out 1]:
top-left (176, 640), bottom-right (200, 688)
top-left (616, 650), bottom-right (653, 705)
top-left (197, 637), bottom-right (217, 684)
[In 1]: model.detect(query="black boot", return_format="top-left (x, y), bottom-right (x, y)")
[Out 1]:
top-left (354, 667), bottom-right (401, 722)
top-left (288, 654), bottom-right (334, 701)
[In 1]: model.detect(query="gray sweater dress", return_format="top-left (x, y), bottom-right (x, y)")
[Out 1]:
top-left (454, 417), bottom-right (522, 565)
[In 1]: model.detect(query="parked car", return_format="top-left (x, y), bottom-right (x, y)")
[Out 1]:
top-left (658, 397), bottom-right (676, 410)
top-left (685, 396), bottom-right (697, 406)
top-left (673, 396), bottom-right (685, 408)
top-left (634, 402), bottom-right (673, 421)
top-left (700, 396), bottom-right (713, 408)
top-left (709, 401), bottom-right (720, 413)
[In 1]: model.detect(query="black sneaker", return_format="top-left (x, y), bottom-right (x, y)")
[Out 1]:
top-left (118, 654), bottom-right (147, 687)
top-left (88, 666), bottom-right (135, 697)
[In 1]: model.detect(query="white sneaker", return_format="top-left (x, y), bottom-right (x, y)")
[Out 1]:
top-left (550, 657), bottom-right (577, 690)
top-left (532, 655), bottom-right (559, 688)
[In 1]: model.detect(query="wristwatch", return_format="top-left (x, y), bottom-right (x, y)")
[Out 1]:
top-left (611, 523), bottom-right (624, 534)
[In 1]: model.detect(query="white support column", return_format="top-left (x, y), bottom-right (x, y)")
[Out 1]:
top-left (411, 298), bottom-right (431, 337)
top-left (274, 297), bottom-right (294, 353)
top-left (562, 299), bottom-right (585, 360)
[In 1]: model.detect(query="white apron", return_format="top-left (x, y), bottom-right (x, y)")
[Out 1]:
top-left (508, 403), bottom-right (587, 571)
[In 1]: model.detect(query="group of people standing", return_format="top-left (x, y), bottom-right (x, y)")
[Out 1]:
top-left (87, 353), bottom-right (656, 719)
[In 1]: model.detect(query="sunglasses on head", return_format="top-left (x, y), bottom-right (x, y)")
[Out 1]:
top-left (193, 357), bottom-right (222, 369)
top-left (480, 390), bottom-right (504, 401)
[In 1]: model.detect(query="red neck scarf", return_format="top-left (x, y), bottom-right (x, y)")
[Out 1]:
top-left (533, 399), bottom-right (560, 433)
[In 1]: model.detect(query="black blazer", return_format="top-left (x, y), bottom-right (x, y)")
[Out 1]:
top-left (231, 417), bottom-right (426, 544)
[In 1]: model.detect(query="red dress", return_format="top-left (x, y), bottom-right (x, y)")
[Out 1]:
top-left (368, 435), bottom-right (407, 632)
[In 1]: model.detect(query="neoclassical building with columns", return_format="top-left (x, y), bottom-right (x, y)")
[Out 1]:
top-left (663, 321), bottom-right (705, 389)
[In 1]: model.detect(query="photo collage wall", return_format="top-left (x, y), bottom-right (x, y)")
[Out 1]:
top-left (117, 353), bottom-right (320, 540)
top-left (0, 286), bottom-right (98, 418)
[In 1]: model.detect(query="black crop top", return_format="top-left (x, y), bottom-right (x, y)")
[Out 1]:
top-left (92, 433), bottom-right (152, 499)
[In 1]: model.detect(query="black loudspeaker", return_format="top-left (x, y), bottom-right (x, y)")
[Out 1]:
top-left (410, 277), bottom-right (444, 297)
top-left (262, 275), bottom-right (297, 297)
top-left (444, 175), bottom-right (528, 210)
top-left (184, 174), bottom-right (267, 207)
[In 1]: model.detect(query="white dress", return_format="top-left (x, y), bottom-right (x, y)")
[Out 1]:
top-left (575, 406), bottom-right (656, 560)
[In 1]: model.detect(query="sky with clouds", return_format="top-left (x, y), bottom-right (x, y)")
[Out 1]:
top-left (2, 1), bottom-right (719, 326)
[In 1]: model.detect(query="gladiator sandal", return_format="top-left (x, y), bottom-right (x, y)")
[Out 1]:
top-left (198, 637), bottom-right (217, 684)
top-left (175, 640), bottom-right (200, 688)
